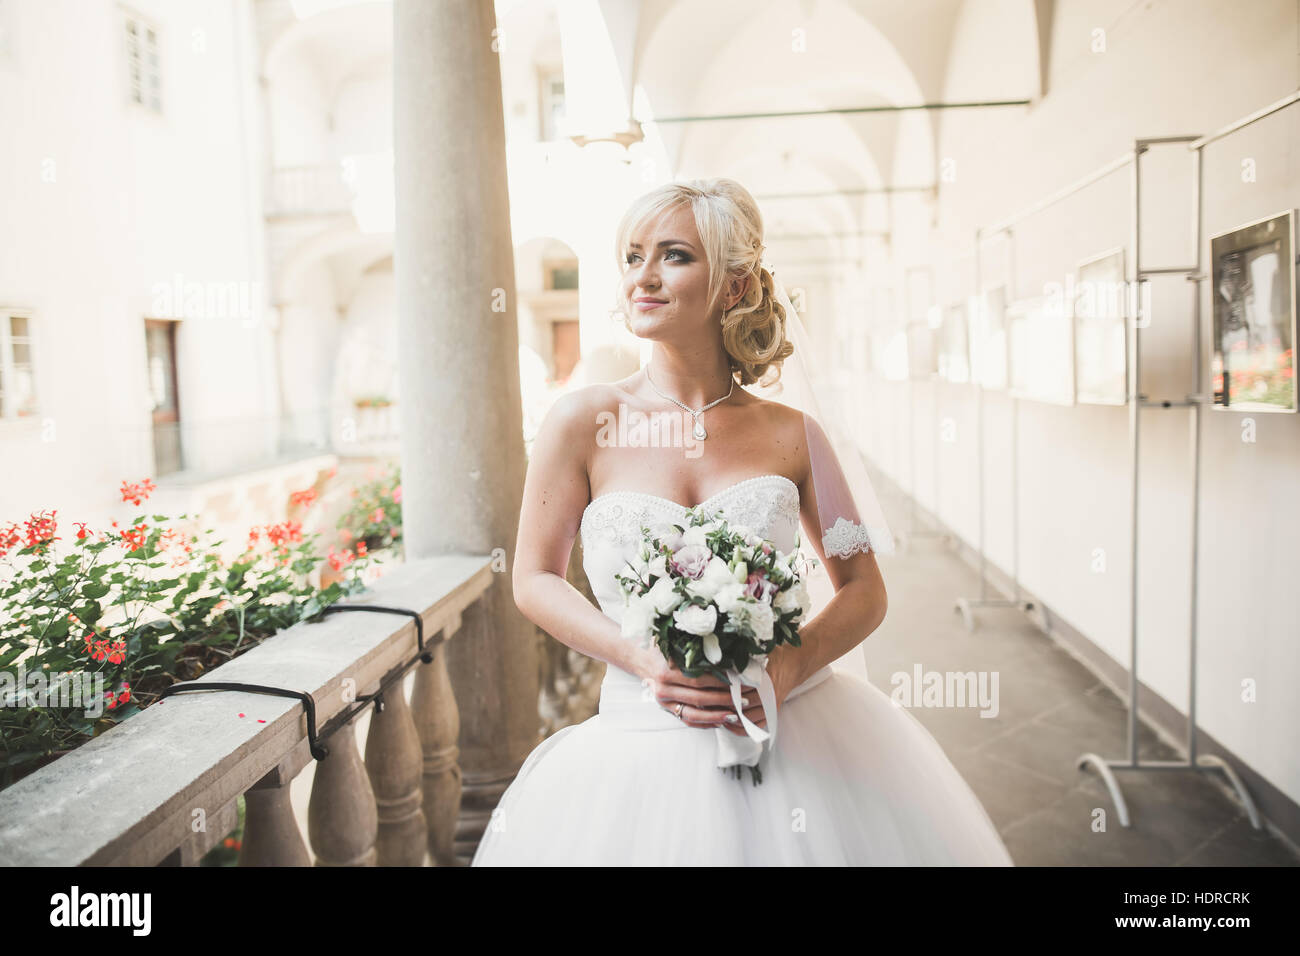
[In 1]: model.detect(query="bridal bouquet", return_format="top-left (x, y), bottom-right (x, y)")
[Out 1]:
top-left (614, 506), bottom-right (817, 785)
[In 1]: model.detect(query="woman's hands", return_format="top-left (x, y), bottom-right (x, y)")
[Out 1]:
top-left (730, 643), bottom-right (804, 734)
top-left (631, 643), bottom-right (804, 736)
top-left (634, 646), bottom-right (748, 728)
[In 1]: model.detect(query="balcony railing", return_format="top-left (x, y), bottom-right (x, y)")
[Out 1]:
top-left (266, 164), bottom-right (357, 219)
top-left (0, 554), bottom-right (495, 866)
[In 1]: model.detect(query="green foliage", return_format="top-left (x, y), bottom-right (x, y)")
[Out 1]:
top-left (336, 464), bottom-right (402, 554)
top-left (0, 495), bottom-right (372, 792)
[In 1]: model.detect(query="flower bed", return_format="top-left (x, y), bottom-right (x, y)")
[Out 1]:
top-left (0, 477), bottom-right (374, 793)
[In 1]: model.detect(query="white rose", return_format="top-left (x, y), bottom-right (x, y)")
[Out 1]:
top-left (673, 603), bottom-right (718, 637)
top-left (681, 525), bottom-right (708, 547)
top-left (685, 555), bottom-right (739, 601)
top-left (646, 575), bottom-right (682, 615)
top-left (774, 581), bottom-right (810, 623)
top-left (734, 600), bottom-right (775, 644)
top-left (743, 530), bottom-right (763, 549)
top-left (620, 593), bottom-right (656, 645)
top-left (713, 581), bottom-right (748, 614)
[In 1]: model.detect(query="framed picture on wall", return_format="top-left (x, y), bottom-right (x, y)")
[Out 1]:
top-left (970, 286), bottom-right (1008, 389)
top-left (1073, 247), bottom-right (1128, 405)
top-left (1006, 294), bottom-right (1075, 405)
top-left (938, 302), bottom-right (971, 382)
top-left (906, 311), bottom-right (939, 379)
top-left (1210, 210), bottom-right (1296, 412)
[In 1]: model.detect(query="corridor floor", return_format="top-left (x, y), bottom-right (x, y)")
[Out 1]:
top-left (836, 527), bottom-right (1299, 866)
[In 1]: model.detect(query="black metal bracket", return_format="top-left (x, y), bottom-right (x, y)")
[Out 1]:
top-left (159, 681), bottom-right (329, 759)
top-left (156, 604), bottom-right (441, 764)
top-left (317, 604), bottom-right (432, 663)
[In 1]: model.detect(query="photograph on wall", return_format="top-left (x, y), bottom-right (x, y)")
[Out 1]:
top-left (970, 286), bottom-right (1008, 389)
top-left (1210, 210), bottom-right (1296, 412)
top-left (906, 310), bottom-right (939, 379)
top-left (1073, 247), bottom-right (1128, 405)
top-left (938, 302), bottom-right (971, 382)
top-left (1006, 294), bottom-right (1075, 405)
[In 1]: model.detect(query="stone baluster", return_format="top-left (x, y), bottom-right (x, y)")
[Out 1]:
top-left (308, 720), bottom-right (378, 866)
top-left (241, 760), bottom-right (311, 867)
top-left (364, 671), bottom-right (427, 866)
top-left (412, 613), bottom-right (462, 866)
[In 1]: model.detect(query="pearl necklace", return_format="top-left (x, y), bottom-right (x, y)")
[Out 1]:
top-left (644, 364), bottom-right (734, 440)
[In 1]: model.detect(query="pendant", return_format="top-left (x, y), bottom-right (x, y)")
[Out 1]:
top-left (693, 419), bottom-right (707, 440)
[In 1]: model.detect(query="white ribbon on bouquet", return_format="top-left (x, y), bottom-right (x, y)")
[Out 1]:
top-left (714, 656), bottom-right (779, 773)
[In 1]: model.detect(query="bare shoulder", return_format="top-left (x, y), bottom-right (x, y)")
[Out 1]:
top-left (539, 383), bottom-right (621, 432)
top-left (746, 395), bottom-right (813, 484)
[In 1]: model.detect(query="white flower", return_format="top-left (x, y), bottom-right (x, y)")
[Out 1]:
top-left (681, 525), bottom-right (709, 547)
top-left (646, 575), bottom-right (682, 615)
top-left (673, 603), bottom-right (718, 636)
top-left (702, 632), bottom-right (722, 663)
top-left (701, 518), bottom-right (725, 534)
top-left (685, 555), bottom-right (738, 601)
top-left (736, 544), bottom-right (754, 563)
top-left (742, 530), bottom-right (763, 549)
top-left (621, 593), bottom-right (656, 645)
top-left (732, 600), bottom-right (775, 644)
top-left (774, 580), bottom-right (810, 623)
top-left (713, 581), bottom-right (748, 613)
top-left (647, 552), bottom-right (669, 580)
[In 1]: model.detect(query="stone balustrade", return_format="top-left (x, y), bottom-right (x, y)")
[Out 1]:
top-left (0, 554), bottom-right (494, 867)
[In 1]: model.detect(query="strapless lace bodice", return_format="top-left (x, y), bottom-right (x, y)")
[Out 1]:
top-left (580, 474), bottom-right (801, 625)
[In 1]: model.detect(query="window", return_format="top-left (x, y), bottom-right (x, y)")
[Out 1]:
top-left (0, 310), bottom-right (38, 420)
top-left (539, 68), bottom-right (566, 141)
top-left (545, 260), bottom-right (579, 291)
top-left (123, 10), bottom-right (161, 113)
top-left (145, 319), bottom-right (182, 475)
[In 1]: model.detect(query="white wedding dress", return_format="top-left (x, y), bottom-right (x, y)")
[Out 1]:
top-left (471, 474), bottom-right (1014, 866)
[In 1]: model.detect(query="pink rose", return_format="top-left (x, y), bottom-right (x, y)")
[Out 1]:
top-left (744, 571), bottom-right (778, 603)
top-left (670, 544), bottom-right (713, 580)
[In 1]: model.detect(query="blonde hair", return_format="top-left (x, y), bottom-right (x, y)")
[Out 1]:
top-left (613, 178), bottom-right (794, 387)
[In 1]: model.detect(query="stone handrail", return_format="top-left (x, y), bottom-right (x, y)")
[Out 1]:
top-left (0, 554), bottom-right (495, 866)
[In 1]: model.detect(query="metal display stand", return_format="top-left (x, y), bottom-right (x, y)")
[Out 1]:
top-left (949, 89), bottom-right (1297, 827)
top-left (1077, 91), bottom-right (1300, 827)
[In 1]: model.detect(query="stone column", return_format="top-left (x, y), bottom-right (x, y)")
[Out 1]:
top-left (393, 0), bottom-right (540, 862)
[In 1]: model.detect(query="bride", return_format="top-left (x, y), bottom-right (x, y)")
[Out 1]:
top-left (471, 178), bottom-right (1013, 866)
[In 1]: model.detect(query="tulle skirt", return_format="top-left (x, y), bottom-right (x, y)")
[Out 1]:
top-left (470, 666), bottom-right (1014, 866)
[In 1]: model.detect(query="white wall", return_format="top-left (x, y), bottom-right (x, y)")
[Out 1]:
top-left (0, 0), bottom-right (273, 524)
top-left (866, 0), bottom-right (1300, 807)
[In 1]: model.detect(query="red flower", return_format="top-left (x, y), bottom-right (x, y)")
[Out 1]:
top-left (356, 540), bottom-right (368, 556)
top-left (290, 487), bottom-right (318, 508)
top-left (23, 509), bottom-right (58, 550)
top-left (369, 508), bottom-right (385, 525)
top-left (392, 485), bottom-right (402, 504)
top-left (0, 522), bottom-right (21, 558)
top-left (121, 523), bottom-right (148, 553)
top-left (119, 477), bottom-right (156, 506)
top-left (74, 522), bottom-right (90, 540)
